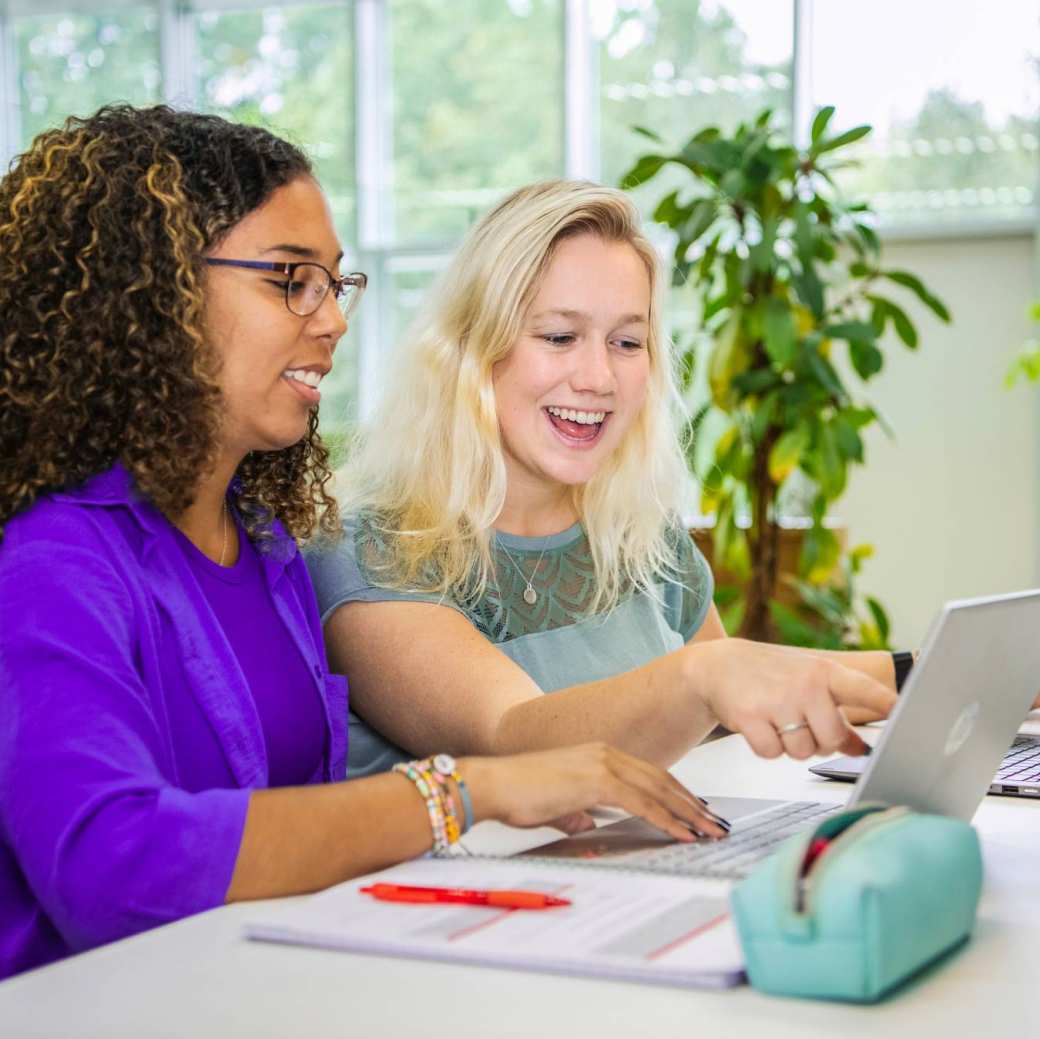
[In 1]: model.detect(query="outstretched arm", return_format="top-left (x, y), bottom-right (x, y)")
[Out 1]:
top-left (324, 597), bottom-right (896, 770)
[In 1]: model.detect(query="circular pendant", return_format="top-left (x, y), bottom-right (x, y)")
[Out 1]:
top-left (523, 585), bottom-right (537, 605)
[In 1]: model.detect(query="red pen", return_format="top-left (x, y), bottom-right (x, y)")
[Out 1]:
top-left (360, 883), bottom-right (571, 910)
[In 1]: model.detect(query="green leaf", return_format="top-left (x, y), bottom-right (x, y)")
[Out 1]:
top-left (733, 368), bottom-right (780, 395)
top-left (805, 347), bottom-right (847, 402)
top-left (854, 221), bottom-right (881, 255)
top-left (869, 297), bottom-right (888, 336)
top-left (708, 309), bottom-right (750, 409)
top-left (824, 321), bottom-right (877, 343)
top-left (1005, 344), bottom-right (1040, 387)
top-left (652, 189), bottom-right (682, 226)
top-left (714, 583), bottom-right (746, 634)
top-left (812, 124), bottom-right (872, 156)
top-left (750, 389), bottom-right (780, 442)
top-left (632, 125), bottom-right (664, 143)
top-left (768, 425), bottom-right (810, 484)
top-left (810, 105), bottom-right (836, 144)
top-left (886, 300), bottom-right (918, 348)
top-left (832, 413), bottom-right (865, 462)
top-left (682, 197), bottom-right (718, 245)
top-left (866, 596), bottom-right (891, 644)
top-left (849, 339), bottom-right (884, 380)
top-left (883, 270), bottom-right (952, 322)
top-left (702, 292), bottom-right (730, 323)
top-left (816, 422), bottom-right (847, 499)
top-left (792, 266), bottom-right (825, 318)
top-left (762, 297), bottom-right (797, 366)
top-left (769, 600), bottom-right (841, 650)
top-left (681, 401), bottom-right (712, 466)
top-left (800, 524), bottom-right (842, 583)
top-left (714, 497), bottom-right (751, 578)
top-left (720, 168), bottom-right (745, 198)
top-left (619, 153), bottom-right (667, 190)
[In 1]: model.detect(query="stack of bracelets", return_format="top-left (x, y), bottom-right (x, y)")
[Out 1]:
top-left (392, 753), bottom-right (474, 856)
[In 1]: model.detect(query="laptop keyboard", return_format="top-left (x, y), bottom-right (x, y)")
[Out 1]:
top-left (615, 801), bottom-right (838, 879)
top-left (516, 801), bottom-right (838, 881)
top-left (995, 736), bottom-right (1040, 783)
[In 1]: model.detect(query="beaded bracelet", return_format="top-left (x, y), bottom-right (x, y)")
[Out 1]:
top-left (392, 760), bottom-right (452, 854)
top-left (415, 758), bottom-right (461, 845)
top-left (393, 754), bottom-right (470, 854)
top-left (431, 753), bottom-right (473, 835)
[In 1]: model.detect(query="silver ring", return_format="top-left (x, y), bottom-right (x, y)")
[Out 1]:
top-left (776, 721), bottom-right (810, 737)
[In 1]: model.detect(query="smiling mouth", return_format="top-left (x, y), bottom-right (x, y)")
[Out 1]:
top-left (283, 368), bottom-right (326, 404)
top-left (544, 405), bottom-right (610, 444)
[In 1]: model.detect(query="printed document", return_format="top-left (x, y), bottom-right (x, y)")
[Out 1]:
top-left (247, 857), bottom-right (744, 989)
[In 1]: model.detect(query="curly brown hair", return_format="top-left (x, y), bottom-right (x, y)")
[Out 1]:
top-left (0, 103), bottom-right (339, 542)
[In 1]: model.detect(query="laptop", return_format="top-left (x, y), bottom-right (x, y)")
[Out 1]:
top-left (809, 735), bottom-right (1040, 798)
top-left (520, 589), bottom-right (1040, 880)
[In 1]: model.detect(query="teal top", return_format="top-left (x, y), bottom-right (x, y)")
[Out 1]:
top-left (305, 515), bottom-right (714, 777)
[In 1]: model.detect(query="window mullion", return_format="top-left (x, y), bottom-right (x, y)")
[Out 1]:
top-left (0, 7), bottom-right (21, 167)
top-left (354, 0), bottom-right (393, 420)
top-left (564, 0), bottom-right (596, 180)
top-left (159, 0), bottom-right (196, 107)
top-left (791, 0), bottom-right (813, 146)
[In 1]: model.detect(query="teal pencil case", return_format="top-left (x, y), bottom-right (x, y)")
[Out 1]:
top-left (730, 804), bottom-right (982, 1003)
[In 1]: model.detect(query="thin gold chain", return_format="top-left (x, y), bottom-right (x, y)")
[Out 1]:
top-left (218, 500), bottom-right (229, 567)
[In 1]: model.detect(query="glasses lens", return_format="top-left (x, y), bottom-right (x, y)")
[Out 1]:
top-left (286, 264), bottom-right (329, 317)
top-left (335, 275), bottom-right (367, 320)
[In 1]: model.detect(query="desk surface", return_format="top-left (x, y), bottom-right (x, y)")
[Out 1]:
top-left (1, 727), bottom-right (1037, 1038)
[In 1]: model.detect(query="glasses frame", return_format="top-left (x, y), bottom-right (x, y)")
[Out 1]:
top-left (204, 258), bottom-right (368, 318)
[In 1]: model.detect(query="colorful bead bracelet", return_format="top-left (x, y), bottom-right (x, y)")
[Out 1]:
top-left (393, 753), bottom-right (471, 855)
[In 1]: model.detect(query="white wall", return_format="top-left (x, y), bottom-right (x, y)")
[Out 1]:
top-left (837, 232), bottom-right (1038, 647)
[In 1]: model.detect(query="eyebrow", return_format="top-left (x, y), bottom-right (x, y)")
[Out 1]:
top-left (530, 308), bottom-right (648, 326)
top-left (260, 243), bottom-right (345, 265)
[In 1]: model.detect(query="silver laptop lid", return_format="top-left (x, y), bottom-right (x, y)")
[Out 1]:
top-left (850, 588), bottom-right (1040, 820)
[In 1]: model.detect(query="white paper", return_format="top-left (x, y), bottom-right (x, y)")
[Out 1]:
top-left (246, 858), bottom-right (745, 989)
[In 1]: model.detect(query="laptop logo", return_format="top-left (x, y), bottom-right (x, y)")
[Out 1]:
top-left (944, 701), bottom-right (980, 757)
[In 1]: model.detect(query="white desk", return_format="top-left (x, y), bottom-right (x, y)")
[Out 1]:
top-left (1, 729), bottom-right (1036, 1038)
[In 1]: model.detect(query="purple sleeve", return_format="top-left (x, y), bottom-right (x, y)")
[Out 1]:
top-left (0, 540), bottom-right (250, 952)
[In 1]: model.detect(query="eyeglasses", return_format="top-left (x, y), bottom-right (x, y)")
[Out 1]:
top-left (204, 258), bottom-right (368, 319)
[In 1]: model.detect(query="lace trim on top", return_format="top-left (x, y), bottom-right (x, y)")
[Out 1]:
top-left (353, 516), bottom-right (707, 645)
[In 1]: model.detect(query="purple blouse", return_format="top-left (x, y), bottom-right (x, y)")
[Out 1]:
top-left (0, 466), bottom-right (348, 980)
top-left (171, 522), bottom-right (326, 788)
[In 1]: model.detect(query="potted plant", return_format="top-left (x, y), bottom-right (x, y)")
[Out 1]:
top-left (621, 107), bottom-right (951, 645)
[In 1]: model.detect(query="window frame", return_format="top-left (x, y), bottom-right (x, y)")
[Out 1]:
top-left (0, 0), bottom-right (1035, 421)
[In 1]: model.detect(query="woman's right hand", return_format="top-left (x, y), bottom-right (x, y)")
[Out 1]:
top-left (692, 638), bottom-right (898, 760)
top-left (459, 743), bottom-right (728, 843)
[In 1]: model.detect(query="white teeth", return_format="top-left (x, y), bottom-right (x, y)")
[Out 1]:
top-left (546, 406), bottom-right (606, 425)
top-left (284, 369), bottom-right (323, 388)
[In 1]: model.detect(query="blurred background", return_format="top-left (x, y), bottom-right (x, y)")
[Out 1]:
top-left (1, 0), bottom-right (1037, 647)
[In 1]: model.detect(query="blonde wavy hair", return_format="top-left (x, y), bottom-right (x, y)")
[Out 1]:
top-left (340, 179), bottom-right (691, 612)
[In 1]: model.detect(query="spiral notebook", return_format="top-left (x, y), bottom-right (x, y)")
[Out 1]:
top-left (246, 856), bottom-right (745, 989)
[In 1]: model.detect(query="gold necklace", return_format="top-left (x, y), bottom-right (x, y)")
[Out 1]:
top-left (218, 500), bottom-right (229, 567)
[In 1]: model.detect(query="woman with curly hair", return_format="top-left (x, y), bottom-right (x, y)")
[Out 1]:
top-left (0, 106), bottom-right (723, 979)
top-left (308, 179), bottom-right (899, 778)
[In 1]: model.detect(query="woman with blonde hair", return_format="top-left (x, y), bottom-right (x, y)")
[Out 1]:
top-left (307, 179), bottom-right (898, 782)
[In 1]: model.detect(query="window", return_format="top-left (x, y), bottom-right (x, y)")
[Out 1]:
top-left (0, 0), bottom-right (1036, 431)
top-left (13, 7), bottom-right (161, 149)
top-left (596, 0), bottom-right (794, 191)
top-left (808, 0), bottom-right (1039, 229)
top-left (194, 2), bottom-right (359, 430)
top-left (388, 0), bottom-right (564, 246)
